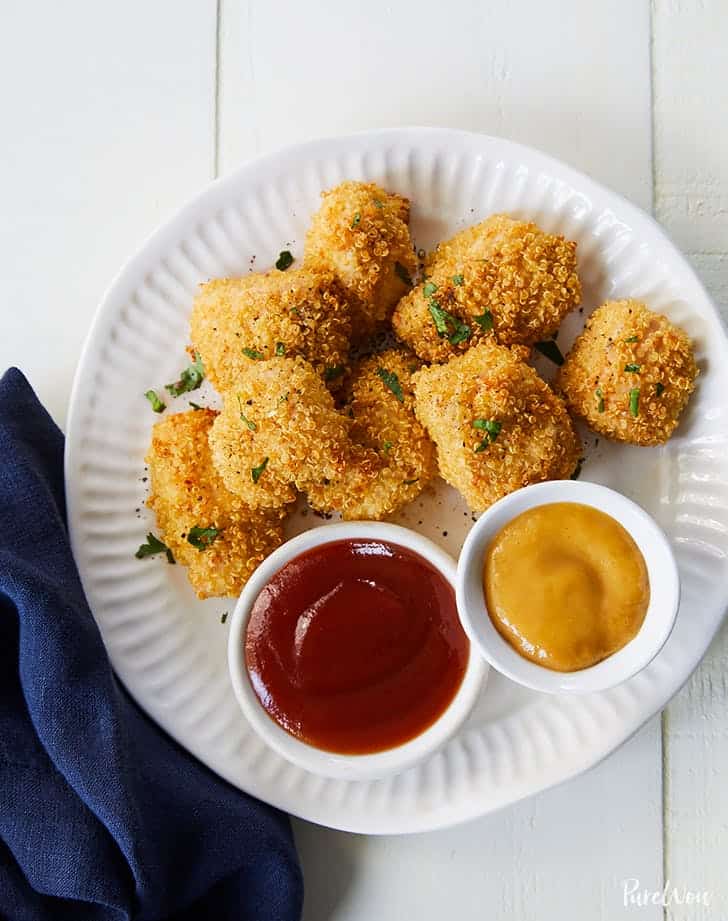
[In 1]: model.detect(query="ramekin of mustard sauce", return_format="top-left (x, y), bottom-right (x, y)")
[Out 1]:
top-left (456, 481), bottom-right (680, 694)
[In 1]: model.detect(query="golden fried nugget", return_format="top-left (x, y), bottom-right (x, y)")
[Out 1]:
top-left (304, 181), bottom-right (417, 339)
top-left (189, 268), bottom-right (352, 394)
top-left (393, 215), bottom-right (580, 361)
top-left (145, 409), bottom-right (285, 599)
top-left (413, 342), bottom-right (581, 512)
top-left (556, 299), bottom-right (698, 446)
top-left (208, 356), bottom-right (352, 508)
top-left (306, 349), bottom-right (437, 520)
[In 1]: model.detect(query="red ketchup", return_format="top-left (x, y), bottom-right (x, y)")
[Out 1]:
top-left (245, 539), bottom-right (468, 754)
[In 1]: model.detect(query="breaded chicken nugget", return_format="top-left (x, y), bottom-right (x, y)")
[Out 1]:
top-left (190, 268), bottom-right (352, 394)
top-left (304, 181), bottom-right (417, 339)
top-left (393, 215), bottom-right (580, 361)
top-left (146, 409), bottom-right (285, 599)
top-left (413, 342), bottom-right (581, 512)
top-left (556, 299), bottom-right (698, 446)
top-left (306, 349), bottom-right (437, 519)
top-left (208, 356), bottom-right (352, 508)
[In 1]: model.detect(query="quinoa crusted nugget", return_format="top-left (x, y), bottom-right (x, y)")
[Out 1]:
top-left (146, 409), bottom-right (285, 599)
top-left (306, 349), bottom-right (437, 520)
top-left (190, 268), bottom-right (352, 393)
top-left (208, 356), bottom-right (352, 508)
top-left (304, 181), bottom-right (417, 339)
top-left (413, 342), bottom-right (581, 512)
top-left (556, 299), bottom-right (698, 446)
top-left (395, 214), bottom-right (581, 358)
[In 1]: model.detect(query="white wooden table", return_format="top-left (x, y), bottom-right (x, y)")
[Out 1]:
top-left (2, 2), bottom-right (726, 918)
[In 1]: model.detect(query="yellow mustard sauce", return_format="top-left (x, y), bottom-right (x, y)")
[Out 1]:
top-left (484, 502), bottom-right (650, 672)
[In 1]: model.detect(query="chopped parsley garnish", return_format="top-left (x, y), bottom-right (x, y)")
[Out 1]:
top-left (373, 197), bottom-right (384, 208)
top-left (275, 342), bottom-right (286, 356)
top-left (165, 352), bottom-right (205, 397)
top-left (189, 401), bottom-right (204, 410)
top-left (427, 299), bottom-right (471, 345)
top-left (145, 390), bottom-right (166, 413)
top-left (655, 382), bottom-right (665, 397)
top-left (135, 532), bottom-right (175, 564)
top-left (625, 335), bottom-right (640, 343)
top-left (403, 478), bottom-right (419, 486)
top-left (237, 396), bottom-right (257, 431)
top-left (376, 367), bottom-right (404, 402)
top-left (423, 282), bottom-right (438, 298)
top-left (596, 387), bottom-right (605, 413)
top-left (394, 261), bottom-right (412, 286)
top-left (351, 212), bottom-right (361, 228)
top-left (324, 365), bottom-right (345, 381)
top-left (251, 457), bottom-right (269, 483)
top-left (534, 340), bottom-right (564, 366)
top-left (474, 311), bottom-right (494, 332)
top-left (187, 525), bottom-right (221, 551)
top-left (452, 274), bottom-right (464, 286)
top-left (629, 387), bottom-right (640, 417)
top-left (473, 418), bottom-right (502, 452)
top-left (571, 457), bottom-right (585, 480)
top-left (275, 250), bottom-right (294, 271)
top-left (383, 440), bottom-right (393, 453)
top-left (242, 348), bottom-right (265, 360)
top-left (624, 363), bottom-right (641, 373)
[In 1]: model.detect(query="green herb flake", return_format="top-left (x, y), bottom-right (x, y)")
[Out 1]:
top-left (377, 367), bottom-right (405, 402)
top-left (187, 525), bottom-right (221, 551)
top-left (423, 282), bottom-right (438, 298)
top-left (251, 457), bottom-right (269, 484)
top-left (427, 299), bottom-right (471, 345)
top-left (351, 212), bottom-right (361, 228)
top-left (473, 418), bottom-right (502, 452)
top-left (373, 198), bottom-right (384, 208)
top-left (237, 396), bottom-right (257, 431)
top-left (596, 387), bottom-right (605, 413)
top-left (428, 300), bottom-right (450, 336)
top-left (448, 318), bottom-right (471, 345)
top-left (135, 532), bottom-right (175, 564)
top-left (624, 363), bottom-right (641, 374)
top-left (242, 348), bottom-right (265, 360)
top-left (629, 387), bottom-right (640, 417)
top-left (383, 440), bottom-right (393, 453)
top-left (189, 401), bottom-right (204, 410)
top-left (403, 478), bottom-right (420, 486)
top-left (275, 342), bottom-right (286, 356)
top-left (625, 335), bottom-right (640, 343)
top-left (655, 382), bottom-right (665, 397)
top-left (452, 274), bottom-right (465, 286)
top-left (324, 365), bottom-right (345, 382)
top-left (145, 390), bottom-right (166, 413)
top-left (165, 352), bottom-right (205, 397)
top-left (275, 250), bottom-right (294, 271)
top-left (570, 457), bottom-right (585, 480)
top-left (534, 340), bottom-right (565, 366)
top-left (474, 311), bottom-right (494, 332)
top-left (394, 261), bottom-right (412, 286)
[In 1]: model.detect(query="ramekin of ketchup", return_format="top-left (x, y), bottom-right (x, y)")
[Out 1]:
top-left (228, 523), bottom-right (486, 781)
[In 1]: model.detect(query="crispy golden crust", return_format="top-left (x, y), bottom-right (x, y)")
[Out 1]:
top-left (145, 410), bottom-right (285, 599)
top-left (413, 342), bottom-right (581, 512)
top-left (189, 268), bottom-right (352, 393)
top-left (305, 349), bottom-right (437, 520)
top-left (208, 356), bottom-right (352, 508)
top-left (393, 215), bottom-right (581, 361)
top-left (555, 299), bottom-right (698, 446)
top-left (304, 181), bottom-right (417, 339)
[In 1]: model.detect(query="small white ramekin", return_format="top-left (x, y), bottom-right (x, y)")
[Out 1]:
top-left (456, 480), bottom-right (680, 694)
top-left (228, 521), bottom-right (486, 781)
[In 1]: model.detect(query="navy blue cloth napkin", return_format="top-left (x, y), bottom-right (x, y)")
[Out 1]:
top-left (0, 368), bottom-right (303, 921)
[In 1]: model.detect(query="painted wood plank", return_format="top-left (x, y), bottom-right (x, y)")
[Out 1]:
top-left (218, 2), bottom-right (663, 919)
top-left (653, 3), bottom-right (728, 918)
top-left (0, 1), bottom-right (217, 429)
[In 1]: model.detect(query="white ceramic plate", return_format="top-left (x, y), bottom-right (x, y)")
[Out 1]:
top-left (65, 128), bottom-right (728, 834)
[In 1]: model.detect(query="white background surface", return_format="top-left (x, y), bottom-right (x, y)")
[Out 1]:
top-left (1, 1), bottom-right (725, 919)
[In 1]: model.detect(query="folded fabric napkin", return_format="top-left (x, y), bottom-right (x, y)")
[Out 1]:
top-left (0, 368), bottom-right (303, 921)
